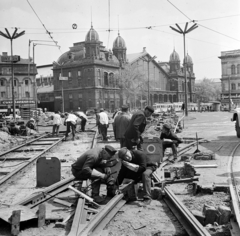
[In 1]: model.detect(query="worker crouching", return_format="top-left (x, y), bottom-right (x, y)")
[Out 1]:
top-left (71, 145), bottom-right (117, 203)
top-left (117, 147), bottom-right (158, 205)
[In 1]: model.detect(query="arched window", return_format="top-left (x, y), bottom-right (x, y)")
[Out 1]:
top-left (237, 64), bottom-right (240, 74)
top-left (231, 83), bottom-right (236, 90)
top-left (182, 81), bottom-right (185, 91)
top-left (104, 72), bottom-right (108, 86)
top-left (231, 65), bottom-right (236, 75)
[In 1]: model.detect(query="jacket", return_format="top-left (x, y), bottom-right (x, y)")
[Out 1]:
top-left (113, 112), bottom-right (131, 139)
top-left (71, 147), bottom-right (104, 180)
top-left (160, 130), bottom-right (182, 144)
top-left (124, 110), bottom-right (146, 140)
top-left (117, 149), bottom-right (147, 185)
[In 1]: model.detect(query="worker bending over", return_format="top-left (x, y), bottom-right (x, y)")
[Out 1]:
top-left (117, 147), bottom-right (158, 205)
top-left (71, 145), bottom-right (117, 203)
top-left (124, 106), bottom-right (154, 150)
top-left (160, 124), bottom-right (183, 162)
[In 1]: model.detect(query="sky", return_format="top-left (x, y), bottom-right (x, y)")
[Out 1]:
top-left (0, 0), bottom-right (240, 81)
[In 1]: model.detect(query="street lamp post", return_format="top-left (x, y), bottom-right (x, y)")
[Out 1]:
top-left (228, 75), bottom-right (232, 111)
top-left (0, 28), bottom-right (25, 120)
top-left (170, 23), bottom-right (198, 116)
top-left (140, 55), bottom-right (157, 105)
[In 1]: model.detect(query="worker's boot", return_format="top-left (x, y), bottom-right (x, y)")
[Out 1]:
top-left (91, 180), bottom-right (105, 204)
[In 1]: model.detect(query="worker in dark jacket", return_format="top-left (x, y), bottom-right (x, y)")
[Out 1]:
top-left (117, 147), bottom-right (158, 205)
top-left (160, 124), bottom-right (183, 161)
top-left (124, 106), bottom-right (154, 150)
top-left (113, 105), bottom-right (131, 147)
top-left (71, 145), bottom-right (117, 203)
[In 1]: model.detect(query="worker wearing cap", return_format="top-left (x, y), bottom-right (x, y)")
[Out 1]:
top-left (160, 124), bottom-right (183, 161)
top-left (113, 105), bottom-right (132, 147)
top-left (98, 108), bottom-right (109, 141)
top-left (71, 145), bottom-right (117, 203)
top-left (124, 106), bottom-right (154, 150)
top-left (117, 147), bottom-right (158, 204)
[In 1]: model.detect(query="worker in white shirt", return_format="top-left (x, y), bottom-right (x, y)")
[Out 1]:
top-left (52, 111), bottom-right (62, 136)
top-left (64, 112), bottom-right (78, 141)
top-left (98, 108), bottom-right (109, 141)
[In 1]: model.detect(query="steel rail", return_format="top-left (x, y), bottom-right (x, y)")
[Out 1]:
top-left (0, 133), bottom-right (48, 157)
top-left (78, 194), bottom-right (126, 236)
top-left (0, 135), bottom-right (65, 186)
top-left (228, 142), bottom-right (240, 230)
top-left (16, 130), bottom-right (98, 208)
top-left (164, 186), bottom-right (211, 236)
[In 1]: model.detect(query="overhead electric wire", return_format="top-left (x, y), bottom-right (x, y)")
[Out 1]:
top-left (26, 0), bottom-right (61, 52)
top-left (166, 0), bottom-right (240, 43)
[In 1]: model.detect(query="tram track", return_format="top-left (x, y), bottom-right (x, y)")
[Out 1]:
top-left (228, 142), bottom-right (240, 234)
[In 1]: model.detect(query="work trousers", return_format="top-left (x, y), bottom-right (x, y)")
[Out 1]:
top-left (120, 138), bottom-right (126, 148)
top-left (163, 141), bottom-right (178, 157)
top-left (81, 119), bottom-right (87, 132)
top-left (52, 124), bottom-right (60, 136)
top-left (65, 122), bottom-right (76, 139)
top-left (142, 166), bottom-right (156, 200)
top-left (99, 124), bottom-right (108, 141)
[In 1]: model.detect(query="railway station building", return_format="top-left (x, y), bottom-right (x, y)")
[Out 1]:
top-left (52, 24), bottom-right (196, 112)
top-left (219, 49), bottom-right (240, 109)
top-left (0, 52), bottom-right (37, 118)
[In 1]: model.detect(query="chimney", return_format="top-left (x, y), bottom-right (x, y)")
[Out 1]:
top-left (143, 47), bottom-right (146, 52)
top-left (2, 52), bottom-right (7, 56)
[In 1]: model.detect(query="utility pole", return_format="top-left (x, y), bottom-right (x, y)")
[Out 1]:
top-left (170, 23), bottom-right (198, 116)
top-left (0, 28), bottom-right (25, 120)
top-left (228, 75), bottom-right (231, 111)
top-left (140, 55), bottom-right (157, 106)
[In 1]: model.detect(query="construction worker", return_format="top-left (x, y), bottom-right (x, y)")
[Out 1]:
top-left (75, 111), bottom-right (88, 132)
top-left (71, 145), bottom-right (117, 203)
top-left (98, 108), bottom-right (109, 141)
top-left (160, 124), bottom-right (183, 162)
top-left (52, 111), bottom-right (62, 136)
top-left (117, 147), bottom-right (157, 205)
top-left (26, 118), bottom-right (37, 131)
top-left (64, 112), bottom-right (78, 141)
top-left (113, 105), bottom-right (131, 147)
top-left (124, 106), bottom-right (154, 150)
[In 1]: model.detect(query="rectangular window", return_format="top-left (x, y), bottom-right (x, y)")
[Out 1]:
top-left (36, 79), bottom-right (41, 86)
top-left (238, 83), bottom-right (240, 88)
top-left (2, 67), bottom-right (11, 74)
top-left (25, 80), bottom-right (29, 86)
top-left (44, 78), bottom-right (48, 86)
top-left (69, 94), bottom-right (73, 99)
top-left (68, 71), bottom-right (72, 78)
top-left (25, 91), bottom-right (30, 98)
top-left (78, 70), bottom-right (81, 77)
top-left (78, 94), bottom-right (82, 98)
top-left (1, 92), bottom-right (5, 98)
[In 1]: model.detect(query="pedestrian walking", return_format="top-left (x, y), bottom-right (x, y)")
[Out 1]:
top-left (124, 106), bottom-right (154, 150)
top-left (113, 105), bottom-right (131, 147)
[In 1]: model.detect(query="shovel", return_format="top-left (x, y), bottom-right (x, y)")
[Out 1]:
top-left (194, 132), bottom-right (200, 154)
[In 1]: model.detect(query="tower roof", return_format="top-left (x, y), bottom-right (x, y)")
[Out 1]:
top-left (85, 25), bottom-right (99, 42)
top-left (184, 53), bottom-right (193, 64)
top-left (113, 33), bottom-right (126, 49)
top-left (169, 49), bottom-right (180, 62)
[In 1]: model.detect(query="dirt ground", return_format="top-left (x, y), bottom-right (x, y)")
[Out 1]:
top-left (0, 112), bottom-right (236, 236)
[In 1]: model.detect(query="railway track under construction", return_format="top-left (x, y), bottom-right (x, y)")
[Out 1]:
top-left (0, 130), bottom-right (237, 236)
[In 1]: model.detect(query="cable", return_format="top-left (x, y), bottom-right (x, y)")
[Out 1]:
top-left (167, 0), bottom-right (192, 21)
top-left (198, 23), bottom-right (240, 43)
top-left (196, 14), bottom-right (240, 22)
top-left (26, 0), bottom-right (61, 51)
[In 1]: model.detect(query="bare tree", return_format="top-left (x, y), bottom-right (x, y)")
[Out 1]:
top-left (117, 63), bottom-right (146, 108)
